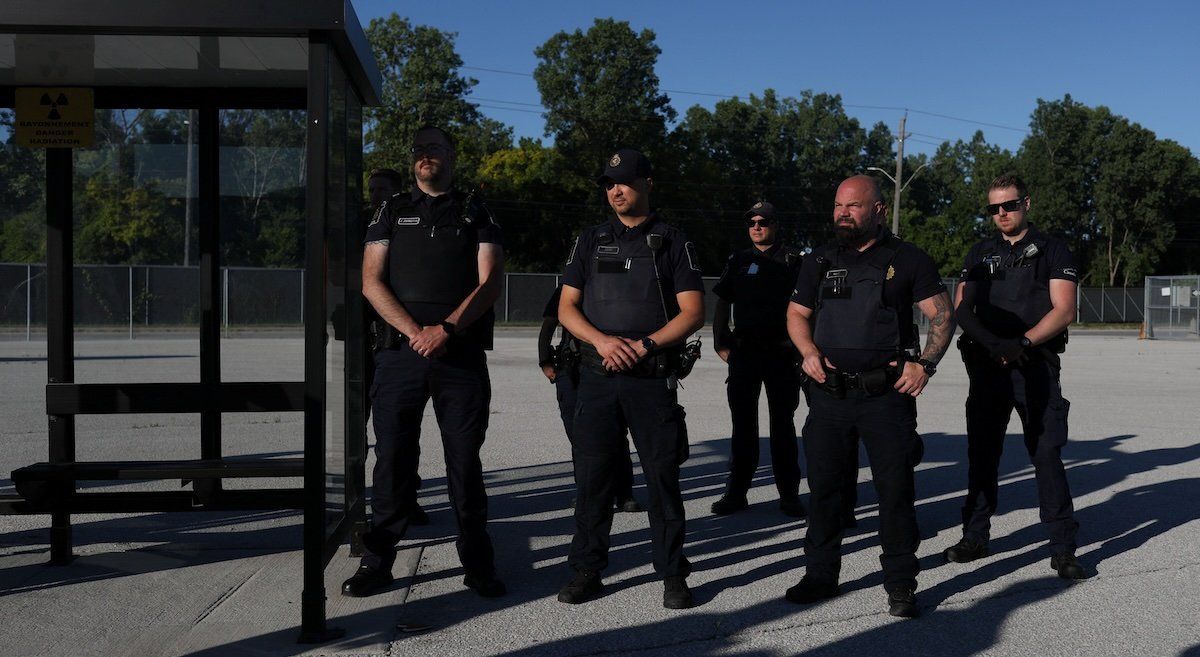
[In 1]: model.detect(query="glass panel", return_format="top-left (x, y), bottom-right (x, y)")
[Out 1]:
top-left (0, 33), bottom-right (307, 88)
top-left (218, 108), bottom-right (306, 379)
top-left (324, 52), bottom-right (349, 532)
top-left (68, 109), bottom-right (200, 381)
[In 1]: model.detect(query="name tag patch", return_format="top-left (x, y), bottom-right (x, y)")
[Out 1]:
top-left (395, 216), bottom-right (420, 226)
top-left (597, 245), bottom-right (620, 256)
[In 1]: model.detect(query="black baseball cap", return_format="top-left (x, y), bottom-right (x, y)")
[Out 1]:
top-left (596, 148), bottom-right (652, 186)
top-left (744, 200), bottom-right (776, 221)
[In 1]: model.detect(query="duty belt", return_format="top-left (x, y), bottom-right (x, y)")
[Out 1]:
top-left (811, 365), bottom-right (900, 399)
top-left (579, 342), bottom-right (680, 378)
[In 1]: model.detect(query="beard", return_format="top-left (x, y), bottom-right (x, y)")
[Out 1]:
top-left (834, 222), bottom-right (870, 247)
top-left (414, 161), bottom-right (449, 186)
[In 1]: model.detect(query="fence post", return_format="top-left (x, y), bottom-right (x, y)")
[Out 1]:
top-left (128, 265), bottom-right (134, 340)
top-left (504, 272), bottom-right (510, 322)
top-left (299, 269), bottom-right (304, 324)
top-left (1144, 281), bottom-right (1152, 339)
top-left (26, 263), bottom-right (32, 341)
top-left (223, 267), bottom-right (230, 337)
top-left (1099, 286), bottom-right (1105, 323)
top-left (1076, 285), bottom-right (1081, 324)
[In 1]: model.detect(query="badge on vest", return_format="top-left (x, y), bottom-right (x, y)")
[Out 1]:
top-left (747, 263), bottom-right (759, 275)
top-left (824, 268), bottom-right (851, 299)
top-left (395, 216), bottom-right (420, 226)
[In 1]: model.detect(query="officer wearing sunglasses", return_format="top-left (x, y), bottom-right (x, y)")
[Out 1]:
top-left (944, 173), bottom-right (1087, 581)
top-left (709, 201), bottom-right (806, 518)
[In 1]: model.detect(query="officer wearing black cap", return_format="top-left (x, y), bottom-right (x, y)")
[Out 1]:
top-left (784, 174), bottom-right (955, 618)
top-left (709, 201), bottom-right (805, 518)
top-left (943, 173), bottom-right (1086, 580)
top-left (343, 125), bottom-right (506, 599)
top-left (538, 285), bottom-right (643, 513)
top-left (556, 148), bottom-right (705, 609)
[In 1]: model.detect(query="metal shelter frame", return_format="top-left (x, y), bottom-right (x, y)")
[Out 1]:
top-left (0, 1), bottom-right (381, 642)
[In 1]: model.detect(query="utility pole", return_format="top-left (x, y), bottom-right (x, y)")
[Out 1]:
top-left (891, 113), bottom-right (906, 236)
top-left (184, 110), bottom-right (195, 267)
top-left (867, 112), bottom-right (929, 239)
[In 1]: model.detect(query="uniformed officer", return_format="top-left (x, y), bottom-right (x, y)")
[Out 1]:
top-left (710, 201), bottom-right (805, 518)
top-left (343, 125), bottom-right (505, 598)
top-left (785, 175), bottom-right (955, 618)
top-left (556, 148), bottom-right (705, 609)
top-left (364, 167), bottom-right (428, 527)
top-left (943, 173), bottom-right (1086, 580)
top-left (538, 285), bottom-right (643, 513)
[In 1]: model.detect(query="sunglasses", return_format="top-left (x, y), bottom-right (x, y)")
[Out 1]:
top-left (985, 197), bottom-right (1026, 215)
top-left (746, 218), bottom-right (774, 228)
top-left (410, 143), bottom-right (449, 158)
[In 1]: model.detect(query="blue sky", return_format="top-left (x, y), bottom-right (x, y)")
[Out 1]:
top-left (351, 0), bottom-right (1199, 158)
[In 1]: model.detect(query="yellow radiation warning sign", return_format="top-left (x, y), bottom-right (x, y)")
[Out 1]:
top-left (14, 87), bottom-right (95, 148)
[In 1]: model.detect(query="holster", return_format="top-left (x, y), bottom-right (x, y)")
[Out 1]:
top-left (369, 320), bottom-right (406, 352)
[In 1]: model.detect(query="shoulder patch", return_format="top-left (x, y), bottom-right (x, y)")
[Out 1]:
top-left (368, 203), bottom-right (385, 228)
top-left (684, 241), bottom-right (701, 272)
top-left (566, 235), bottom-right (580, 266)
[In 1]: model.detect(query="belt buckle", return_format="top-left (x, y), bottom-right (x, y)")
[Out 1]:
top-left (844, 372), bottom-right (861, 390)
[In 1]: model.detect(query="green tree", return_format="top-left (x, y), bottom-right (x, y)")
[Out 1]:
top-left (75, 171), bottom-right (176, 264)
top-left (365, 14), bottom-right (512, 183)
top-left (533, 18), bottom-right (676, 181)
top-left (1019, 95), bottom-right (1198, 285)
top-left (899, 131), bottom-right (1016, 274)
top-left (666, 90), bottom-right (891, 270)
top-left (477, 138), bottom-right (595, 272)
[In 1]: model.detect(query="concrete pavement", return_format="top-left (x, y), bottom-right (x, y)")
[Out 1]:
top-left (1, 332), bottom-right (1198, 656)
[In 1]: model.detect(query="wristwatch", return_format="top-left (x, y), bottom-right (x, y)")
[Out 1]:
top-left (640, 337), bottom-right (657, 353)
top-left (439, 320), bottom-right (456, 336)
top-left (1019, 336), bottom-right (1032, 348)
top-left (916, 358), bottom-right (937, 376)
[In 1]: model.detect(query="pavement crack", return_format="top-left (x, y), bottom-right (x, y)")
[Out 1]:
top-left (191, 569), bottom-right (257, 626)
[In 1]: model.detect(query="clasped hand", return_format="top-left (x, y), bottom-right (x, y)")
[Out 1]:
top-left (595, 335), bottom-right (647, 372)
top-left (409, 324), bottom-right (449, 359)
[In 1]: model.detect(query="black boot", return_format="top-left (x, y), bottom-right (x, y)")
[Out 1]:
top-left (557, 570), bottom-right (603, 604)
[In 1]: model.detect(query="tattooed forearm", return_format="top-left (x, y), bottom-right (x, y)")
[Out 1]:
top-left (920, 291), bottom-right (956, 364)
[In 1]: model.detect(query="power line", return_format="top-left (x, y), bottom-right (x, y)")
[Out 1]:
top-left (461, 64), bottom-right (1030, 135)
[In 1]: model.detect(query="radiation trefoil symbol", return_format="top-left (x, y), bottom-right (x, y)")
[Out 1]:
top-left (40, 92), bottom-right (69, 121)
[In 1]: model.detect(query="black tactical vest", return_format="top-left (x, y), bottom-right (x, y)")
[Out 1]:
top-left (731, 246), bottom-right (801, 339)
top-left (813, 237), bottom-right (903, 354)
top-left (383, 192), bottom-right (484, 306)
top-left (581, 224), bottom-right (676, 337)
top-left (974, 235), bottom-right (1053, 337)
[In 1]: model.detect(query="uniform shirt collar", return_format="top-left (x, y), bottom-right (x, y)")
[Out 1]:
top-left (749, 242), bottom-right (782, 259)
top-left (411, 186), bottom-right (455, 205)
top-left (608, 212), bottom-right (658, 238)
top-left (993, 223), bottom-right (1042, 249)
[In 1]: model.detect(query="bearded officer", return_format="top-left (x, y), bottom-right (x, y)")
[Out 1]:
top-left (784, 174), bottom-right (955, 618)
top-left (556, 148), bottom-right (705, 609)
top-left (343, 125), bottom-right (505, 599)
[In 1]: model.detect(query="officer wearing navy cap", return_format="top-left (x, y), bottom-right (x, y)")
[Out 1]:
top-left (343, 125), bottom-right (505, 599)
top-left (556, 148), bottom-right (705, 609)
top-left (943, 173), bottom-right (1086, 580)
top-left (710, 201), bottom-right (805, 518)
top-left (537, 284), bottom-right (643, 513)
top-left (784, 174), bottom-right (954, 618)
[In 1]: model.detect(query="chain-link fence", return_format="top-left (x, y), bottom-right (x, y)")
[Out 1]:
top-left (0, 262), bottom-right (1155, 339)
top-left (0, 263), bottom-right (304, 338)
top-left (1144, 275), bottom-right (1200, 339)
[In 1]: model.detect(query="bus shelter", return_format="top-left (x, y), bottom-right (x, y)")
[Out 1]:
top-left (0, 0), bottom-right (380, 641)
